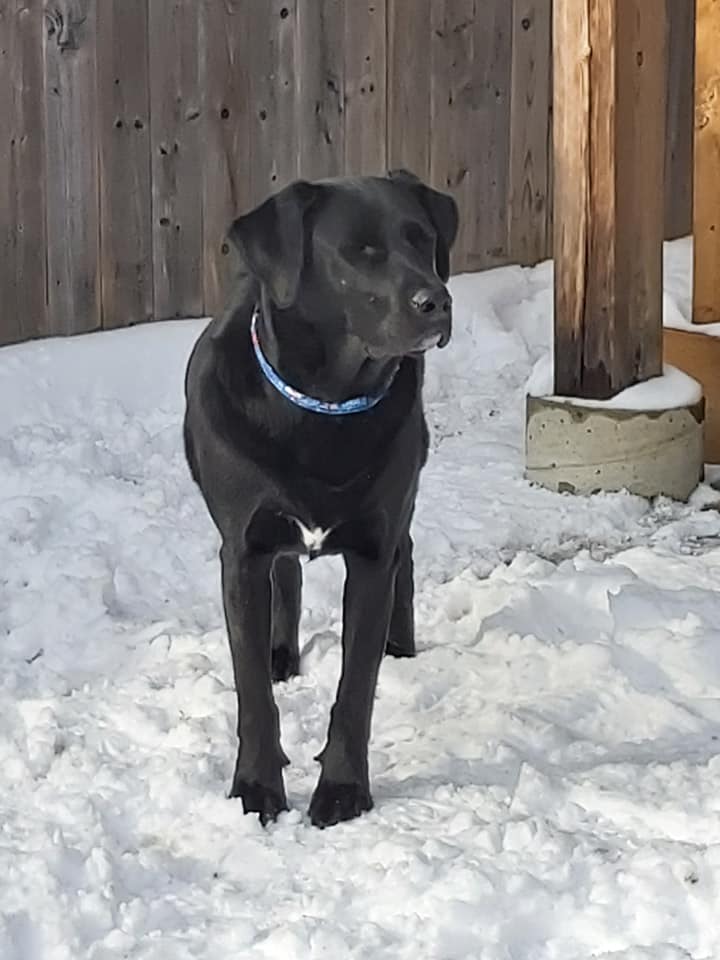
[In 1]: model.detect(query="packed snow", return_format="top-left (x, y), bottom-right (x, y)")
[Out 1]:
top-left (664, 239), bottom-right (720, 339)
top-left (526, 356), bottom-right (702, 411)
top-left (2, 238), bottom-right (720, 960)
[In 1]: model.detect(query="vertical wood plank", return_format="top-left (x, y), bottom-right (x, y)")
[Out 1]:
top-left (508, 0), bottom-right (552, 266)
top-left (344, 0), bottom-right (387, 176)
top-left (387, 0), bottom-right (431, 180)
top-left (149, 0), bottom-right (203, 320)
top-left (96, 0), bottom-right (152, 329)
top-left (552, 0), bottom-right (590, 395)
top-left (544, 3), bottom-right (555, 263)
top-left (248, 0), bottom-right (299, 206)
top-left (0, 1), bottom-right (47, 345)
top-left (297, 0), bottom-right (345, 180)
top-left (664, 0), bottom-right (695, 240)
top-left (693, 0), bottom-right (720, 324)
top-left (430, 0), bottom-right (476, 272)
top-left (201, 0), bottom-right (253, 317)
top-left (470, 0), bottom-right (513, 268)
top-left (583, 0), bottom-right (617, 394)
top-left (431, 1), bottom-right (514, 272)
top-left (276, 0), bottom-right (299, 189)
top-left (43, 0), bottom-right (100, 336)
top-left (247, 2), bottom-right (276, 204)
top-left (614, 0), bottom-right (666, 379)
top-left (553, 0), bottom-right (665, 399)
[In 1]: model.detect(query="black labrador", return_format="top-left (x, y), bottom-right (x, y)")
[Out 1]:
top-left (183, 170), bottom-right (458, 827)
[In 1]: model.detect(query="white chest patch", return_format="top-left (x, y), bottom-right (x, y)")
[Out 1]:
top-left (294, 519), bottom-right (330, 554)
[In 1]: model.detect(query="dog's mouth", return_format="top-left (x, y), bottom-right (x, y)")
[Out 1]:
top-left (364, 329), bottom-right (451, 360)
top-left (408, 330), bottom-right (450, 356)
top-left (420, 332), bottom-right (444, 351)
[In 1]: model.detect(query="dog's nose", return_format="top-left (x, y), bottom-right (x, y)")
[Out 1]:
top-left (408, 286), bottom-right (452, 352)
top-left (409, 287), bottom-right (452, 350)
top-left (409, 287), bottom-right (452, 318)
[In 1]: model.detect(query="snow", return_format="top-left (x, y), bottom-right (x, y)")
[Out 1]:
top-left (526, 355), bottom-right (702, 410)
top-left (664, 238), bottom-right (720, 338)
top-left (2, 237), bottom-right (720, 959)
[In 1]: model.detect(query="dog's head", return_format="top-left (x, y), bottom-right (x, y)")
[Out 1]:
top-left (228, 171), bottom-right (459, 359)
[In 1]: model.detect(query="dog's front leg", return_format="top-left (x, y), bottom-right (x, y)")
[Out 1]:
top-left (220, 541), bottom-right (288, 824)
top-left (309, 552), bottom-right (396, 828)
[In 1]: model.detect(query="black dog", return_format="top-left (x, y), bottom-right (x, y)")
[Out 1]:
top-left (183, 170), bottom-right (458, 827)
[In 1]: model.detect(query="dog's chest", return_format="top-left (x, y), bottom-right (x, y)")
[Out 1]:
top-left (293, 518), bottom-right (331, 557)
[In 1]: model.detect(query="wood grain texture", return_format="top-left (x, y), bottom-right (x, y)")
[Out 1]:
top-left (430, 0), bottom-right (476, 272)
top-left (201, 0), bottom-right (253, 317)
top-left (0, 1), bottom-right (47, 344)
top-left (583, 0), bottom-right (617, 396)
top-left (664, 0), bottom-right (695, 240)
top-left (344, 0), bottom-right (387, 175)
top-left (275, 0), bottom-right (299, 188)
top-left (614, 0), bottom-right (666, 380)
top-left (248, 0), bottom-right (299, 205)
top-left (553, 0), bottom-right (666, 399)
top-left (149, 0), bottom-right (203, 320)
top-left (97, 0), bottom-right (152, 329)
top-left (43, 0), bottom-right (100, 336)
top-left (693, 0), bottom-right (720, 324)
top-left (546, 22), bottom-right (555, 263)
top-left (247, 1), bottom-right (276, 204)
top-left (552, 0), bottom-right (591, 395)
top-left (387, 0), bottom-right (431, 180)
top-left (509, 0), bottom-right (552, 266)
top-left (297, 0), bottom-right (345, 180)
top-left (0, 0), bottom-right (702, 346)
top-left (470, 0), bottom-right (513, 269)
top-left (429, 0), bottom-right (514, 272)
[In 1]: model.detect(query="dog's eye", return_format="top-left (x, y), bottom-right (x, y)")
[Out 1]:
top-left (342, 243), bottom-right (387, 265)
top-left (360, 244), bottom-right (386, 264)
top-left (404, 223), bottom-right (433, 252)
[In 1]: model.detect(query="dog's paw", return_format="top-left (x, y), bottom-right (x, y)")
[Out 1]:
top-left (229, 779), bottom-right (288, 826)
top-left (385, 638), bottom-right (416, 658)
top-left (308, 780), bottom-right (373, 828)
top-left (271, 645), bottom-right (300, 683)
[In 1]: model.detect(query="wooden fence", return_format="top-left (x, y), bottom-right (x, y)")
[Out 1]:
top-left (0, 0), bottom-right (695, 346)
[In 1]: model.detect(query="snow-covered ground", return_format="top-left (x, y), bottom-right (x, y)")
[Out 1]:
top-left (2, 237), bottom-right (720, 960)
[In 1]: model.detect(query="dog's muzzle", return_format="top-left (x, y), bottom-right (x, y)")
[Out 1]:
top-left (409, 286), bottom-right (452, 351)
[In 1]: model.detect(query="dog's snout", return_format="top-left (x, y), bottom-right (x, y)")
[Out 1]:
top-left (405, 286), bottom-right (452, 354)
top-left (409, 287), bottom-right (451, 317)
top-left (408, 286), bottom-right (452, 352)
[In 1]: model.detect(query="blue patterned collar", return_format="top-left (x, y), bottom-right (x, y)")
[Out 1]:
top-left (250, 308), bottom-right (395, 416)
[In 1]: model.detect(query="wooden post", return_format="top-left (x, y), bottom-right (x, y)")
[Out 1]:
top-left (693, 0), bottom-right (720, 325)
top-left (553, 0), bottom-right (667, 399)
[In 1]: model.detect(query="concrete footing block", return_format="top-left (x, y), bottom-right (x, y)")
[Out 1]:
top-left (525, 396), bottom-right (705, 501)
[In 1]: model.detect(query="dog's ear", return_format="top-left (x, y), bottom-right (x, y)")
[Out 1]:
top-left (388, 169), bottom-right (459, 282)
top-left (228, 180), bottom-right (318, 307)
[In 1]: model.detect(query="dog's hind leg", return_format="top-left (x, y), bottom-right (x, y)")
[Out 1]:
top-left (386, 532), bottom-right (416, 658)
top-left (271, 555), bottom-right (302, 682)
top-left (221, 541), bottom-right (289, 824)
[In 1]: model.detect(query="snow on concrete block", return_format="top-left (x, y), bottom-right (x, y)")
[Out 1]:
top-left (526, 356), bottom-right (703, 411)
top-left (524, 391), bottom-right (705, 502)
